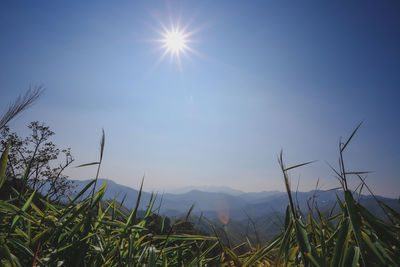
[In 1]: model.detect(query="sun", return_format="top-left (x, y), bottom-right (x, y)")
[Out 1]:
top-left (162, 28), bottom-right (188, 56)
top-left (155, 22), bottom-right (195, 66)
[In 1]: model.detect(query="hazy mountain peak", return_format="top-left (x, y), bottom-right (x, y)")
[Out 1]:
top-left (168, 185), bottom-right (245, 195)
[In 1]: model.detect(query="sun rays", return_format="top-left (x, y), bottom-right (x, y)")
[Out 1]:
top-left (153, 20), bottom-right (198, 69)
top-left (161, 25), bottom-right (189, 57)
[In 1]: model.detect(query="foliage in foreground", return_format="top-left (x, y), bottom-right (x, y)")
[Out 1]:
top-left (0, 121), bottom-right (75, 202)
top-left (0, 124), bottom-right (400, 266)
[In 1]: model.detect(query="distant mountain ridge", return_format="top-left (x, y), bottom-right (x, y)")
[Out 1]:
top-left (168, 185), bottom-right (245, 196)
top-left (69, 178), bottom-right (400, 222)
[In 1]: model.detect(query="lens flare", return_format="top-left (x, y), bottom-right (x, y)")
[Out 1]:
top-left (154, 20), bottom-right (197, 68)
top-left (163, 28), bottom-right (188, 55)
top-left (216, 198), bottom-right (230, 225)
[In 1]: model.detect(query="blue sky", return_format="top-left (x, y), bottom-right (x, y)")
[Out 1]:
top-left (0, 1), bottom-right (399, 197)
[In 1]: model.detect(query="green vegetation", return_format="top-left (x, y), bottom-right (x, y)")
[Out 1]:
top-left (0, 121), bottom-right (75, 202)
top-left (0, 129), bottom-right (219, 266)
top-left (0, 91), bottom-right (399, 266)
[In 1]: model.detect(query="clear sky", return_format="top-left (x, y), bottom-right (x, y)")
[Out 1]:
top-left (0, 1), bottom-right (399, 197)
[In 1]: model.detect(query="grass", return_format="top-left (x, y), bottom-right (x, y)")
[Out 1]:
top-left (0, 124), bottom-right (399, 266)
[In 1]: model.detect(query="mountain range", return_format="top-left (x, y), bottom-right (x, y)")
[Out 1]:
top-left (69, 178), bottom-right (399, 222)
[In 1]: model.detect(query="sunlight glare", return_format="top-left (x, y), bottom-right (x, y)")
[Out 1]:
top-left (156, 22), bottom-right (195, 67)
top-left (164, 29), bottom-right (187, 54)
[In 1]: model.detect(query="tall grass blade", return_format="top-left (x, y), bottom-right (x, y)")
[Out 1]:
top-left (75, 162), bottom-right (100, 168)
top-left (125, 176), bottom-right (144, 231)
top-left (0, 140), bottom-right (10, 189)
top-left (185, 203), bottom-right (195, 221)
top-left (0, 86), bottom-right (43, 131)
top-left (351, 247), bottom-right (360, 267)
top-left (341, 121), bottom-right (362, 152)
top-left (284, 160), bottom-right (316, 172)
top-left (11, 190), bottom-right (36, 230)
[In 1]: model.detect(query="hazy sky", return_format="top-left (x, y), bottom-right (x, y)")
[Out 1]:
top-left (1, 1), bottom-right (399, 197)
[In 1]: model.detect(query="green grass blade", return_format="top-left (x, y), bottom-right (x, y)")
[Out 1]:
top-left (351, 247), bottom-right (360, 267)
top-left (295, 218), bottom-right (312, 262)
top-left (344, 190), bottom-right (366, 266)
top-left (125, 177), bottom-right (144, 231)
top-left (361, 231), bottom-right (386, 265)
top-left (305, 252), bottom-right (321, 267)
top-left (0, 140), bottom-right (10, 189)
top-left (243, 235), bottom-right (281, 267)
top-left (11, 190), bottom-right (36, 230)
top-left (378, 200), bottom-right (400, 222)
top-left (331, 218), bottom-right (348, 267)
top-left (276, 219), bottom-right (293, 264)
